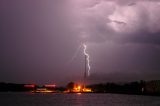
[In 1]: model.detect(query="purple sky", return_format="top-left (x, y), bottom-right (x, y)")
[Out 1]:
top-left (1, 0), bottom-right (160, 85)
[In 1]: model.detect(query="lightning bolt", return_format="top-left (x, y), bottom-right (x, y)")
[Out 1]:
top-left (83, 43), bottom-right (91, 76)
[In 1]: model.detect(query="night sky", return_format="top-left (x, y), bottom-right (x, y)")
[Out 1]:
top-left (1, 0), bottom-right (160, 85)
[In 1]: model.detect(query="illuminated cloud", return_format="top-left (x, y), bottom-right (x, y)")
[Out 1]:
top-left (71, 0), bottom-right (160, 45)
top-left (68, 0), bottom-right (160, 82)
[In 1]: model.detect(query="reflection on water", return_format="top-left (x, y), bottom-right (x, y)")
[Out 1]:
top-left (0, 92), bottom-right (160, 106)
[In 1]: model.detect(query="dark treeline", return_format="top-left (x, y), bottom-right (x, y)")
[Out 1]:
top-left (0, 82), bottom-right (65, 92)
top-left (0, 82), bottom-right (28, 92)
top-left (88, 81), bottom-right (144, 94)
top-left (87, 80), bottom-right (160, 96)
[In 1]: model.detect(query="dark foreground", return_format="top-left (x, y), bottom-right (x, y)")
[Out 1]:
top-left (0, 92), bottom-right (160, 106)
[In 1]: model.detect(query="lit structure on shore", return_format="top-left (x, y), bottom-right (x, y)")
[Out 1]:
top-left (32, 88), bottom-right (55, 93)
top-left (65, 83), bottom-right (92, 93)
top-left (73, 84), bottom-right (91, 93)
top-left (24, 84), bottom-right (56, 93)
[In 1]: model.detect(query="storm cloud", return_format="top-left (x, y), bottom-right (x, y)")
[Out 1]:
top-left (1, 0), bottom-right (160, 85)
top-left (70, 0), bottom-right (160, 82)
top-left (71, 0), bottom-right (160, 44)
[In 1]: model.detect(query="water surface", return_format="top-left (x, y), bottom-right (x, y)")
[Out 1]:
top-left (0, 93), bottom-right (160, 106)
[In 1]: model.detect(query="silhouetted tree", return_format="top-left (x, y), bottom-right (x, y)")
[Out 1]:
top-left (67, 82), bottom-right (74, 92)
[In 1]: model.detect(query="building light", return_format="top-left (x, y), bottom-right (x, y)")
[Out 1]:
top-left (24, 84), bottom-right (35, 88)
top-left (44, 84), bottom-right (56, 88)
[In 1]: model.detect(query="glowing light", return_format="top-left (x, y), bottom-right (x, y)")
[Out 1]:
top-left (32, 88), bottom-right (54, 93)
top-left (78, 86), bottom-right (81, 90)
top-left (66, 83), bottom-right (92, 93)
top-left (83, 88), bottom-right (92, 92)
top-left (83, 43), bottom-right (91, 76)
top-left (24, 84), bottom-right (35, 88)
top-left (77, 93), bottom-right (82, 95)
top-left (44, 84), bottom-right (56, 88)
